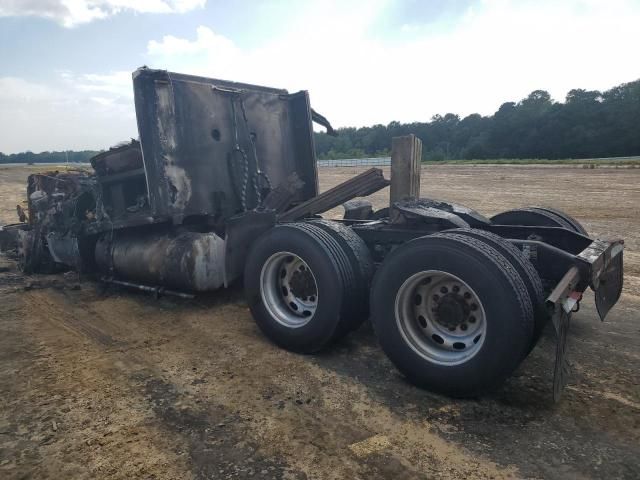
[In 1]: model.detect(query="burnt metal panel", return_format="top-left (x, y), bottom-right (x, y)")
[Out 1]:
top-left (391, 204), bottom-right (469, 228)
top-left (133, 67), bottom-right (319, 223)
top-left (46, 233), bottom-right (80, 268)
top-left (0, 223), bottom-right (27, 253)
top-left (90, 140), bottom-right (143, 176)
top-left (224, 210), bottom-right (276, 286)
top-left (391, 198), bottom-right (490, 227)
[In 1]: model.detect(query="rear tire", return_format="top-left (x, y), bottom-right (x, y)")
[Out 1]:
top-left (529, 207), bottom-right (587, 235)
top-left (244, 223), bottom-right (359, 353)
top-left (444, 228), bottom-right (547, 354)
top-left (307, 219), bottom-right (374, 331)
top-left (370, 232), bottom-right (534, 397)
top-left (490, 206), bottom-right (587, 235)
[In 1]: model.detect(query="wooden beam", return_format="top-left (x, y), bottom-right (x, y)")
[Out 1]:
top-left (278, 168), bottom-right (389, 222)
top-left (390, 134), bottom-right (422, 208)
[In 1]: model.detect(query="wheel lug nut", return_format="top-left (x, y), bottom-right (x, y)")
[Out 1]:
top-left (421, 277), bottom-right (432, 285)
top-left (469, 316), bottom-right (476, 323)
top-left (433, 294), bottom-right (439, 301)
top-left (440, 286), bottom-right (448, 294)
top-left (470, 303), bottom-right (478, 311)
top-left (463, 292), bottom-right (471, 299)
top-left (452, 285), bottom-right (460, 293)
top-left (460, 323), bottom-right (468, 331)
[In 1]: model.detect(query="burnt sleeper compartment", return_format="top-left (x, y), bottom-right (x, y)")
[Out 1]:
top-left (91, 140), bottom-right (149, 219)
top-left (132, 67), bottom-right (319, 223)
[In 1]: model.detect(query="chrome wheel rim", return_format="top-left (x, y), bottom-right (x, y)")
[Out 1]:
top-left (260, 252), bottom-right (318, 328)
top-left (395, 270), bottom-right (486, 365)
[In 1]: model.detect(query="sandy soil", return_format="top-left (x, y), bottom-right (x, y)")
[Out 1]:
top-left (1, 164), bottom-right (638, 479)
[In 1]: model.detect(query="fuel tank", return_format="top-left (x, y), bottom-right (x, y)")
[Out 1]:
top-left (95, 230), bottom-right (225, 292)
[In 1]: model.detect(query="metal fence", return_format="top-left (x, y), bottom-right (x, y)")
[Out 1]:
top-left (316, 155), bottom-right (640, 167)
top-left (317, 157), bottom-right (391, 168)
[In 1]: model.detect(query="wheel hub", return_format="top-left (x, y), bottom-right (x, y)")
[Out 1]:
top-left (395, 270), bottom-right (487, 365)
top-left (289, 267), bottom-right (316, 299)
top-left (434, 293), bottom-right (469, 329)
top-left (260, 252), bottom-right (318, 328)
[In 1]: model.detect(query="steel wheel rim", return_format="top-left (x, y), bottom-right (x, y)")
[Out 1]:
top-left (395, 270), bottom-right (486, 365)
top-left (260, 251), bottom-right (318, 328)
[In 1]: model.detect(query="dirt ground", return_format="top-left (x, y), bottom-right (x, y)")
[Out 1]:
top-left (0, 164), bottom-right (638, 479)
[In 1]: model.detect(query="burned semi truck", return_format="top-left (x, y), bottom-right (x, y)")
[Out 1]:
top-left (0, 67), bottom-right (624, 400)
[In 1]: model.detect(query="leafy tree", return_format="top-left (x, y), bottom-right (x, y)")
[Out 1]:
top-left (313, 79), bottom-right (640, 160)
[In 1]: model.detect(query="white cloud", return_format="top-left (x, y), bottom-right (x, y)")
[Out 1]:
top-left (2, 0), bottom-right (640, 153)
top-left (75, 71), bottom-right (134, 98)
top-left (148, 25), bottom-right (238, 57)
top-left (0, 72), bottom-right (137, 153)
top-left (0, 0), bottom-right (206, 27)
top-left (145, 0), bottom-right (640, 129)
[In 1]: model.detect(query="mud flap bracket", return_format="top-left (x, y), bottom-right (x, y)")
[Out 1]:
top-left (551, 306), bottom-right (572, 402)
top-left (546, 266), bottom-right (580, 402)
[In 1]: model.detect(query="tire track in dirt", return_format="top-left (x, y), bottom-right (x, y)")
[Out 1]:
top-left (1, 290), bottom-right (194, 479)
top-left (24, 290), bottom-right (117, 347)
top-left (19, 286), bottom-right (519, 479)
top-left (85, 291), bottom-right (520, 479)
top-left (15, 279), bottom-right (640, 479)
top-left (18, 288), bottom-right (309, 479)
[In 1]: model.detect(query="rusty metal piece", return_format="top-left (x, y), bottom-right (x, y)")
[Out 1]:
top-left (546, 266), bottom-right (581, 312)
top-left (16, 205), bottom-right (27, 223)
top-left (278, 168), bottom-right (389, 222)
top-left (311, 108), bottom-right (337, 136)
top-left (101, 277), bottom-right (195, 299)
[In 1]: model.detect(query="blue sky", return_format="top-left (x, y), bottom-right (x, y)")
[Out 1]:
top-left (1, 0), bottom-right (639, 153)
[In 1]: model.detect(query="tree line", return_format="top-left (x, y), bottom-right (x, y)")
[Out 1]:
top-left (2, 78), bottom-right (638, 163)
top-left (314, 79), bottom-right (640, 160)
top-left (0, 150), bottom-right (100, 165)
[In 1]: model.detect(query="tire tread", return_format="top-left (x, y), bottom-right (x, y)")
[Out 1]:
top-left (286, 222), bottom-right (359, 339)
top-left (444, 228), bottom-right (547, 353)
top-left (308, 219), bottom-right (374, 330)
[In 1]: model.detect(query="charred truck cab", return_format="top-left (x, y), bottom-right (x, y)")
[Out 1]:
top-left (0, 67), bottom-right (624, 401)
